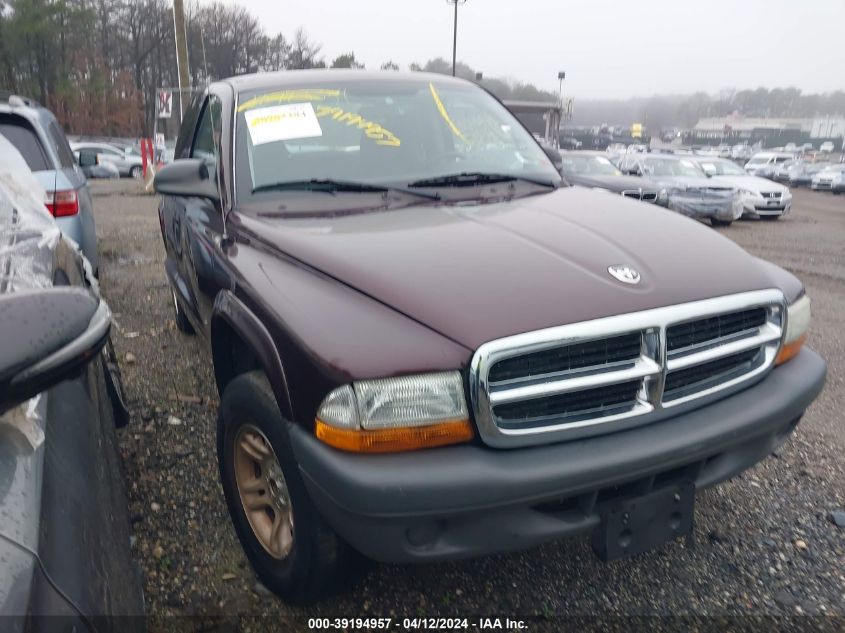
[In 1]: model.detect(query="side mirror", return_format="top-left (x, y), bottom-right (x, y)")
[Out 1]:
top-left (78, 150), bottom-right (98, 168)
top-left (0, 288), bottom-right (110, 414)
top-left (153, 158), bottom-right (219, 203)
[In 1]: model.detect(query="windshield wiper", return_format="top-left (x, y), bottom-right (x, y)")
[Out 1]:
top-left (252, 178), bottom-right (440, 200)
top-left (407, 172), bottom-right (558, 189)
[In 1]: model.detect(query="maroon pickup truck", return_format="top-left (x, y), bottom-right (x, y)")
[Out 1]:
top-left (154, 70), bottom-right (825, 603)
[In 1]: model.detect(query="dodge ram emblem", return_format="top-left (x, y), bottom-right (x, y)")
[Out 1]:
top-left (608, 264), bottom-right (641, 284)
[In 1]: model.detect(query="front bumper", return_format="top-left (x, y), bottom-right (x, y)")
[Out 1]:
top-left (741, 195), bottom-right (792, 218)
top-left (667, 195), bottom-right (737, 221)
top-left (292, 348), bottom-right (826, 563)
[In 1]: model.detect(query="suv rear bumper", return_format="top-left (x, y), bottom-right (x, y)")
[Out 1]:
top-left (291, 348), bottom-right (826, 563)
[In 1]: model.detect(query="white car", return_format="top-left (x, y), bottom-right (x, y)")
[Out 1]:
top-left (696, 157), bottom-right (792, 220)
top-left (744, 151), bottom-right (794, 178)
top-left (731, 144), bottom-right (753, 160)
top-left (819, 141), bottom-right (835, 153)
top-left (70, 141), bottom-right (144, 178)
top-left (811, 164), bottom-right (845, 190)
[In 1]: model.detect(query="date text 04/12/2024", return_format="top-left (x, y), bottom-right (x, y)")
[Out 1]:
top-left (307, 618), bottom-right (529, 630)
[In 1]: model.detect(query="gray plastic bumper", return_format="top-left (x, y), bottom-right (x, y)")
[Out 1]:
top-left (291, 348), bottom-right (826, 563)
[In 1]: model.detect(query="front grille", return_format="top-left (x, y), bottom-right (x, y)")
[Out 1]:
top-left (663, 348), bottom-right (761, 401)
top-left (761, 191), bottom-right (781, 199)
top-left (621, 189), bottom-right (659, 201)
top-left (489, 332), bottom-right (641, 383)
top-left (494, 380), bottom-right (641, 426)
top-left (667, 307), bottom-right (767, 352)
top-left (470, 290), bottom-right (784, 448)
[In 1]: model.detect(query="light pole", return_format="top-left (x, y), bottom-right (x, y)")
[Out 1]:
top-left (446, 0), bottom-right (467, 77)
top-left (558, 71), bottom-right (566, 106)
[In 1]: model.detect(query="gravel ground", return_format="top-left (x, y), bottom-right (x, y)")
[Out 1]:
top-left (91, 179), bottom-right (845, 624)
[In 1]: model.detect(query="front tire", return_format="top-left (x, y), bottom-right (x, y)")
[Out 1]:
top-left (217, 371), bottom-right (351, 603)
top-left (129, 165), bottom-right (142, 179)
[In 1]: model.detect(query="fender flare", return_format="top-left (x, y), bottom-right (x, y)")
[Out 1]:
top-left (211, 290), bottom-right (294, 421)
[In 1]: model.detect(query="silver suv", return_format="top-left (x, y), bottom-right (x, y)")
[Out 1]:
top-left (70, 141), bottom-right (144, 178)
top-left (0, 93), bottom-right (98, 271)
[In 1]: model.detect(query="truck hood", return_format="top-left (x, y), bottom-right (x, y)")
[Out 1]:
top-left (242, 187), bottom-right (788, 350)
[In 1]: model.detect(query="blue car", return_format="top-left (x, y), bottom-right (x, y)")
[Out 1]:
top-left (0, 93), bottom-right (98, 272)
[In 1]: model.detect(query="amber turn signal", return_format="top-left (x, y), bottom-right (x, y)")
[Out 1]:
top-left (775, 334), bottom-right (806, 366)
top-left (315, 418), bottom-right (474, 453)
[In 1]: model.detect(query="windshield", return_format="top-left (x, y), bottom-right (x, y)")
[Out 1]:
top-left (746, 156), bottom-right (769, 165)
top-left (560, 154), bottom-right (621, 176)
top-left (234, 80), bottom-right (560, 203)
top-left (698, 159), bottom-right (747, 176)
top-left (642, 157), bottom-right (703, 177)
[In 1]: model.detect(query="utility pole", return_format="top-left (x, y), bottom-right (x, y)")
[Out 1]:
top-left (447, 0), bottom-right (466, 77)
top-left (558, 71), bottom-right (566, 106)
top-left (172, 0), bottom-right (190, 122)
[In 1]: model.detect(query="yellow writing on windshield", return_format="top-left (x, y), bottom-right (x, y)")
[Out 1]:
top-left (237, 89), bottom-right (342, 113)
top-left (429, 83), bottom-right (467, 144)
top-left (314, 105), bottom-right (401, 147)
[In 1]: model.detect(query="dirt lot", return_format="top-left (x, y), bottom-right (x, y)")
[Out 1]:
top-left (91, 180), bottom-right (845, 620)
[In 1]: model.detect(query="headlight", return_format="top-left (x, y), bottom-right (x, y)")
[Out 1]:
top-left (315, 371), bottom-right (473, 452)
top-left (657, 188), bottom-right (668, 203)
top-left (776, 295), bottom-right (811, 365)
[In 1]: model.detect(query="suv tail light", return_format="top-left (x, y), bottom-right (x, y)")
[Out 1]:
top-left (45, 190), bottom-right (79, 217)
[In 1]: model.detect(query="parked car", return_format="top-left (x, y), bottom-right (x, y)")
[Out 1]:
top-left (772, 159), bottom-right (802, 183)
top-left (731, 144), bottom-right (753, 161)
top-left (559, 136), bottom-right (582, 150)
top-left (0, 141), bottom-right (144, 627)
top-left (70, 141), bottom-right (144, 178)
top-left (0, 93), bottom-right (98, 272)
top-left (819, 141), bottom-right (835, 153)
top-left (77, 153), bottom-right (121, 180)
top-left (831, 170), bottom-right (845, 194)
top-left (693, 157), bottom-right (792, 220)
top-left (559, 151), bottom-right (666, 204)
top-left (744, 151), bottom-right (794, 179)
top-left (801, 143), bottom-right (814, 153)
top-left (154, 70), bottom-right (825, 602)
top-left (618, 153), bottom-right (740, 226)
top-left (811, 164), bottom-right (845, 190)
top-left (789, 162), bottom-right (831, 187)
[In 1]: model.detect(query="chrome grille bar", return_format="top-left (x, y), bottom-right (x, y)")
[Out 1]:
top-left (469, 289), bottom-right (785, 448)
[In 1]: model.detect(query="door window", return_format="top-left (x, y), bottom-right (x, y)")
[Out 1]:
top-left (192, 96), bottom-right (222, 164)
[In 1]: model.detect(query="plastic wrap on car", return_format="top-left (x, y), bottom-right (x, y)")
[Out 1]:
top-left (0, 135), bottom-right (60, 293)
top-left (667, 191), bottom-right (738, 222)
top-left (0, 134), bottom-right (61, 448)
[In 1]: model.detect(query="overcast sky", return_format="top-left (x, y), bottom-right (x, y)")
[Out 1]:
top-left (227, 0), bottom-right (845, 99)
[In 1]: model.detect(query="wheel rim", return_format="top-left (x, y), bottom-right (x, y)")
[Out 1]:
top-left (233, 425), bottom-right (294, 560)
top-left (171, 289), bottom-right (180, 317)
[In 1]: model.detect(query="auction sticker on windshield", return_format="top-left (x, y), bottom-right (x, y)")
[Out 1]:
top-left (244, 102), bottom-right (323, 145)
